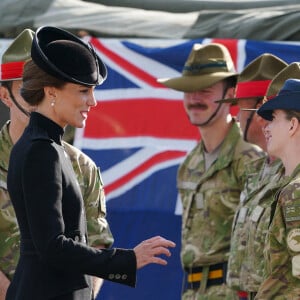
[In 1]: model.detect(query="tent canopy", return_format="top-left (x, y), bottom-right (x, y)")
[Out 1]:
top-left (1, 0), bottom-right (300, 41)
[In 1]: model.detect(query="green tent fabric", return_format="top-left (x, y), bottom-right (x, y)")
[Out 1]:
top-left (0, 0), bottom-right (52, 38)
top-left (1, 0), bottom-right (300, 41)
top-left (84, 0), bottom-right (300, 12)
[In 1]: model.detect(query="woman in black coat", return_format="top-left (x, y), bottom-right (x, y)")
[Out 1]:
top-left (6, 26), bottom-right (175, 300)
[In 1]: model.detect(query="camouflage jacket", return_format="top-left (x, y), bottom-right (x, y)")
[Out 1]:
top-left (177, 121), bottom-right (265, 268)
top-left (255, 164), bottom-right (300, 299)
top-left (227, 158), bottom-right (285, 292)
top-left (0, 121), bottom-right (114, 280)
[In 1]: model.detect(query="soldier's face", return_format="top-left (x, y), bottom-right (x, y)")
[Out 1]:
top-left (237, 98), bottom-right (267, 145)
top-left (183, 81), bottom-right (231, 127)
top-left (263, 109), bottom-right (290, 159)
top-left (0, 80), bottom-right (33, 128)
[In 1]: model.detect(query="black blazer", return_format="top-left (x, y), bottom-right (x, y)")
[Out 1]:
top-left (7, 113), bottom-right (136, 300)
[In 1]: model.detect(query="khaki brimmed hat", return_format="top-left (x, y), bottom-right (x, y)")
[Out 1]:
top-left (0, 29), bottom-right (34, 81)
top-left (257, 63), bottom-right (300, 120)
top-left (264, 62), bottom-right (300, 100)
top-left (157, 43), bottom-right (237, 92)
top-left (258, 78), bottom-right (300, 120)
top-left (31, 26), bottom-right (107, 86)
top-left (218, 54), bottom-right (287, 104)
top-left (239, 62), bottom-right (300, 113)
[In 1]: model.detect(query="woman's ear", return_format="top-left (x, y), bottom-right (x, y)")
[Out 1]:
top-left (44, 86), bottom-right (56, 99)
top-left (0, 86), bottom-right (13, 108)
top-left (289, 117), bottom-right (299, 136)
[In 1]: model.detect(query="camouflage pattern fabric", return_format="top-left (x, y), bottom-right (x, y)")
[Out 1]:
top-left (182, 284), bottom-right (238, 300)
top-left (227, 158), bottom-right (285, 293)
top-left (178, 121), bottom-right (265, 299)
top-left (0, 123), bottom-right (19, 280)
top-left (0, 121), bottom-right (114, 280)
top-left (255, 164), bottom-right (300, 300)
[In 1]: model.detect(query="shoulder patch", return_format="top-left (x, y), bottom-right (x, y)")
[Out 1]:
top-left (285, 204), bottom-right (300, 222)
top-left (287, 229), bottom-right (300, 252)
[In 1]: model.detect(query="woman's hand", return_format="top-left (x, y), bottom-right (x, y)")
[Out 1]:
top-left (134, 236), bottom-right (176, 269)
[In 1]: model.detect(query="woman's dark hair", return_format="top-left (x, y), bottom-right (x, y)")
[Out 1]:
top-left (284, 110), bottom-right (300, 121)
top-left (21, 60), bottom-right (66, 106)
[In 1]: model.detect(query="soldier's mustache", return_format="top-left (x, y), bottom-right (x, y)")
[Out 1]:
top-left (188, 103), bottom-right (207, 109)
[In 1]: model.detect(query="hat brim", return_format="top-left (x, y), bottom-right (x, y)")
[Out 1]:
top-left (216, 96), bottom-right (263, 104)
top-left (257, 92), bottom-right (300, 120)
top-left (158, 72), bottom-right (237, 92)
top-left (215, 97), bottom-right (238, 104)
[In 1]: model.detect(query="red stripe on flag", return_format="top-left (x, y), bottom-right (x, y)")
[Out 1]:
top-left (211, 39), bottom-right (238, 70)
top-left (90, 38), bottom-right (163, 88)
top-left (105, 150), bottom-right (186, 194)
top-left (85, 98), bottom-right (200, 140)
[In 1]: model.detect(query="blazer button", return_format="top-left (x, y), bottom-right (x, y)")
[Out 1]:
top-left (74, 235), bottom-right (80, 242)
top-left (115, 274), bottom-right (121, 280)
top-left (108, 274), bottom-right (114, 280)
top-left (121, 274), bottom-right (127, 280)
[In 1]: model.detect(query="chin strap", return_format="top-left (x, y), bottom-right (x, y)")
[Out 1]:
top-left (7, 86), bottom-right (31, 117)
top-left (198, 86), bottom-right (228, 127)
top-left (198, 102), bottom-right (222, 127)
top-left (243, 99), bottom-right (261, 142)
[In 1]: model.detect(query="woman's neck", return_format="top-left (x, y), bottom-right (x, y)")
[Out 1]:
top-left (281, 145), bottom-right (300, 176)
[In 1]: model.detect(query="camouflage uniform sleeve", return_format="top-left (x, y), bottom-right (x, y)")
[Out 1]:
top-left (283, 182), bottom-right (300, 279)
top-left (233, 141), bottom-right (266, 190)
top-left (256, 180), bottom-right (300, 299)
top-left (0, 187), bottom-right (20, 280)
top-left (84, 163), bottom-right (114, 248)
top-left (0, 123), bottom-right (20, 280)
top-left (63, 142), bottom-right (114, 248)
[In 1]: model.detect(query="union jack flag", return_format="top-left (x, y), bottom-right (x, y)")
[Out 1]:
top-left (73, 37), bottom-right (300, 300)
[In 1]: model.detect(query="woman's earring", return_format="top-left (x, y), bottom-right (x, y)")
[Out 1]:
top-left (51, 99), bottom-right (55, 107)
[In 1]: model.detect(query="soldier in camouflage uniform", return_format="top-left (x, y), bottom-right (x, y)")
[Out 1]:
top-left (158, 43), bottom-right (265, 299)
top-left (0, 29), bottom-right (113, 299)
top-left (241, 63), bottom-right (300, 300)
top-left (217, 54), bottom-right (288, 300)
top-left (255, 78), bottom-right (300, 299)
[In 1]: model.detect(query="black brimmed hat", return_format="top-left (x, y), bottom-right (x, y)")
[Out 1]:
top-left (257, 78), bottom-right (300, 120)
top-left (31, 26), bottom-right (107, 86)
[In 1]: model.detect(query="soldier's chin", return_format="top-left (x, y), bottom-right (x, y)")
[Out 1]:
top-left (190, 120), bottom-right (210, 127)
top-left (188, 117), bottom-right (201, 126)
